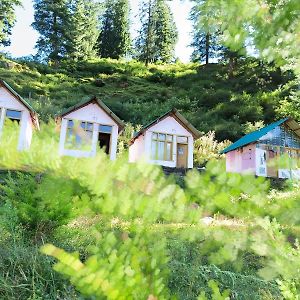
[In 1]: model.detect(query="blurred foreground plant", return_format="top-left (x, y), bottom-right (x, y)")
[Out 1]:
top-left (0, 123), bottom-right (299, 298)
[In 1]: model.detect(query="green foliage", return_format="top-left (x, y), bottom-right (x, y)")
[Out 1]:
top-left (117, 122), bottom-right (142, 155)
top-left (0, 237), bottom-right (81, 300)
top-left (242, 120), bottom-right (265, 134)
top-left (1, 56), bottom-right (294, 141)
top-left (0, 0), bottom-right (21, 46)
top-left (0, 172), bottom-right (83, 232)
top-left (190, 1), bottom-right (224, 64)
top-left (278, 279), bottom-right (300, 300)
top-left (193, 131), bottom-right (231, 166)
top-left (197, 0), bottom-right (300, 76)
top-left (135, 0), bottom-right (178, 64)
top-left (68, 0), bottom-right (100, 61)
top-left (198, 280), bottom-right (230, 300)
top-left (0, 126), bottom-right (299, 298)
top-left (98, 0), bottom-right (131, 59)
top-left (168, 239), bottom-right (281, 299)
top-left (32, 0), bottom-right (71, 63)
top-left (276, 89), bottom-right (300, 121)
top-left (0, 193), bottom-right (83, 300)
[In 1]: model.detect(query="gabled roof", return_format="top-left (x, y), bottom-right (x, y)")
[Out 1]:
top-left (131, 108), bottom-right (201, 143)
top-left (0, 80), bottom-right (36, 112)
top-left (59, 97), bottom-right (125, 129)
top-left (0, 79), bottom-right (39, 129)
top-left (221, 117), bottom-right (295, 154)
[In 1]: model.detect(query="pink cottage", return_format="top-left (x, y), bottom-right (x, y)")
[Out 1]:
top-left (221, 118), bottom-right (300, 179)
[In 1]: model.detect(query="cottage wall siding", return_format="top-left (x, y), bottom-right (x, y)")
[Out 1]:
top-left (60, 102), bottom-right (119, 160)
top-left (129, 115), bottom-right (194, 168)
top-left (0, 86), bottom-right (33, 150)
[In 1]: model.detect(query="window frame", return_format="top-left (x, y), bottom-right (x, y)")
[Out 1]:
top-left (65, 119), bottom-right (94, 149)
top-left (151, 131), bottom-right (173, 161)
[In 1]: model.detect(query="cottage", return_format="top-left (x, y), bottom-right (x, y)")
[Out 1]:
top-left (129, 109), bottom-right (201, 168)
top-left (0, 80), bottom-right (39, 150)
top-left (58, 97), bottom-right (124, 159)
top-left (221, 118), bottom-right (300, 179)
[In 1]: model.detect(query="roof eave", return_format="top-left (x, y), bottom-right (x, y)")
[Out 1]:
top-left (0, 79), bottom-right (36, 113)
top-left (59, 96), bottom-right (125, 130)
top-left (130, 108), bottom-right (201, 144)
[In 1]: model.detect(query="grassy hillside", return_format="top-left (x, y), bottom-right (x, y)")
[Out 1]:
top-left (0, 55), bottom-right (295, 141)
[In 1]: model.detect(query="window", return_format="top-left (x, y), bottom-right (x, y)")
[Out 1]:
top-left (151, 132), bottom-right (173, 161)
top-left (66, 120), bottom-right (93, 149)
top-left (177, 136), bottom-right (188, 144)
top-left (6, 109), bottom-right (21, 123)
top-left (99, 125), bottom-right (112, 134)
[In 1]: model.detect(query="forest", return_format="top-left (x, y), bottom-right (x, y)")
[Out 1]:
top-left (1, 0), bottom-right (300, 299)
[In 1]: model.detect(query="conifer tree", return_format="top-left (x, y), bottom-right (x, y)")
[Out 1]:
top-left (32, 0), bottom-right (71, 63)
top-left (98, 0), bottom-right (131, 59)
top-left (0, 0), bottom-right (21, 46)
top-left (135, 0), bottom-right (177, 65)
top-left (190, 0), bottom-right (223, 64)
top-left (68, 0), bottom-right (99, 61)
top-left (135, 0), bottom-right (156, 65)
top-left (153, 0), bottom-right (178, 62)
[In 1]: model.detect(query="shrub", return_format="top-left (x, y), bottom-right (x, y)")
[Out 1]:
top-left (194, 131), bottom-right (231, 166)
top-left (0, 172), bottom-right (84, 233)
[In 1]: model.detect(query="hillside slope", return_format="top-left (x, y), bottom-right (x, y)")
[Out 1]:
top-left (0, 56), bottom-right (295, 141)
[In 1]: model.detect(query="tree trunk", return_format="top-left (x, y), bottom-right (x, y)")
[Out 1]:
top-left (205, 33), bottom-right (210, 65)
top-left (145, 0), bottom-right (152, 66)
top-left (52, 14), bottom-right (59, 66)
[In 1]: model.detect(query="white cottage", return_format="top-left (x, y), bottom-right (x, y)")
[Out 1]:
top-left (58, 97), bottom-right (124, 159)
top-left (0, 80), bottom-right (39, 150)
top-left (129, 109), bottom-right (200, 168)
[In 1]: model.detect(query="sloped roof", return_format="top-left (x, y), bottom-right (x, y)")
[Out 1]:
top-left (59, 97), bottom-right (125, 129)
top-left (221, 117), bottom-right (292, 154)
top-left (0, 80), bottom-right (36, 112)
top-left (131, 108), bottom-right (201, 143)
top-left (0, 79), bottom-right (39, 129)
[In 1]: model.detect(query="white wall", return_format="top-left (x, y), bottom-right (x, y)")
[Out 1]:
top-left (0, 86), bottom-right (33, 150)
top-left (129, 133), bottom-right (145, 163)
top-left (129, 116), bottom-right (194, 168)
top-left (59, 102), bottom-right (119, 160)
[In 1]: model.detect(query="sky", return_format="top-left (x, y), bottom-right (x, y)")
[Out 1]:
top-left (3, 0), bottom-right (194, 62)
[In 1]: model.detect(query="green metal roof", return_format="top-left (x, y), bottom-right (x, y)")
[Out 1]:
top-left (221, 118), bottom-right (289, 154)
top-left (60, 97), bottom-right (125, 129)
top-left (132, 108), bottom-right (201, 142)
top-left (0, 79), bottom-right (36, 112)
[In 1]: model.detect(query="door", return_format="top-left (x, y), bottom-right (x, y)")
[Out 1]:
top-left (256, 148), bottom-right (267, 177)
top-left (267, 149), bottom-right (278, 177)
top-left (176, 143), bottom-right (188, 168)
top-left (98, 132), bottom-right (111, 154)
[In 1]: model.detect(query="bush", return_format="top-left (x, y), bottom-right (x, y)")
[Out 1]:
top-left (194, 131), bottom-right (231, 166)
top-left (0, 172), bottom-right (84, 233)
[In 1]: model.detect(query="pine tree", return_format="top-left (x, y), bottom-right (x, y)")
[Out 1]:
top-left (0, 0), bottom-right (21, 46)
top-left (153, 0), bottom-right (178, 62)
top-left (98, 0), bottom-right (131, 59)
top-left (135, 0), bottom-right (178, 65)
top-left (135, 0), bottom-right (156, 65)
top-left (68, 0), bottom-right (100, 61)
top-left (190, 1), bottom-right (223, 64)
top-left (32, 0), bottom-right (71, 63)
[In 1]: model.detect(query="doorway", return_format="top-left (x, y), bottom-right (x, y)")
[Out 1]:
top-left (98, 132), bottom-right (111, 155)
top-left (176, 143), bottom-right (188, 168)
